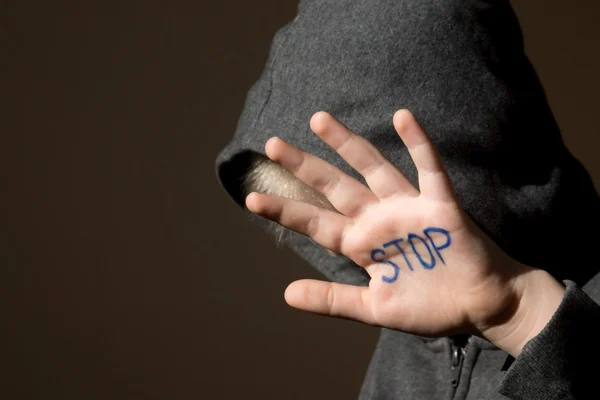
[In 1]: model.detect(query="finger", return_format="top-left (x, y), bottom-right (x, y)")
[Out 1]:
top-left (265, 137), bottom-right (379, 218)
top-left (310, 111), bottom-right (419, 199)
top-left (284, 279), bottom-right (376, 325)
top-left (245, 192), bottom-right (352, 254)
top-left (393, 110), bottom-right (456, 202)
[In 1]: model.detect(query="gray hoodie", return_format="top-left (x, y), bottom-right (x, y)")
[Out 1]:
top-left (215, 1), bottom-right (600, 398)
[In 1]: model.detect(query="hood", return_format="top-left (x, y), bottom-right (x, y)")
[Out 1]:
top-left (215, 0), bottom-right (600, 286)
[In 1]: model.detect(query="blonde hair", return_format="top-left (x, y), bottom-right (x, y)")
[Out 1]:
top-left (242, 152), bottom-right (337, 246)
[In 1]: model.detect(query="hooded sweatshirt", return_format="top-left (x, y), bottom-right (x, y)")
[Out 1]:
top-left (215, 1), bottom-right (600, 398)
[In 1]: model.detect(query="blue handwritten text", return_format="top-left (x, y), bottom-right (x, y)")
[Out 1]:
top-left (370, 227), bottom-right (451, 283)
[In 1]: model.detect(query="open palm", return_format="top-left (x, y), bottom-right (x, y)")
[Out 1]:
top-left (246, 110), bottom-right (526, 338)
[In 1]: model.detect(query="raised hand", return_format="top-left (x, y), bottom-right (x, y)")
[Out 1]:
top-left (245, 110), bottom-right (564, 355)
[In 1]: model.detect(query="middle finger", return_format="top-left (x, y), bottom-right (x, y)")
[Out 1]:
top-left (310, 111), bottom-right (420, 199)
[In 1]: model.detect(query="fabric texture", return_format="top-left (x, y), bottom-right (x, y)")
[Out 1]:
top-left (497, 280), bottom-right (600, 400)
top-left (214, 1), bottom-right (600, 398)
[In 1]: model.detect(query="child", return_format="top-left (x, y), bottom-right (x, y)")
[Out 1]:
top-left (216, 1), bottom-right (600, 398)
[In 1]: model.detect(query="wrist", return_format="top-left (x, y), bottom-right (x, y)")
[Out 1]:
top-left (482, 267), bottom-right (566, 358)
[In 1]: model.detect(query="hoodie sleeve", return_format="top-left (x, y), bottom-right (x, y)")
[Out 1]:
top-left (497, 280), bottom-right (600, 399)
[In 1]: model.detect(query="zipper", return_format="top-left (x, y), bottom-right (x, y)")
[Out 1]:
top-left (450, 335), bottom-right (469, 389)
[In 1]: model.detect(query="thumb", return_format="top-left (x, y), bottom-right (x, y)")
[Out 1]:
top-left (284, 280), bottom-right (375, 325)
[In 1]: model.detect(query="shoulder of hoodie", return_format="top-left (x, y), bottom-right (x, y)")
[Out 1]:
top-left (582, 270), bottom-right (600, 304)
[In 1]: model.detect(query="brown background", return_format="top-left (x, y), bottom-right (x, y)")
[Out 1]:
top-left (3, 1), bottom-right (599, 399)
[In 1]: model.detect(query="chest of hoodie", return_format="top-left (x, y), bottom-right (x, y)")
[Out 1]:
top-left (359, 330), bottom-right (516, 400)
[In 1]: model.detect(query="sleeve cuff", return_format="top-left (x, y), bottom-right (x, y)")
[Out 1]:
top-left (497, 279), bottom-right (600, 399)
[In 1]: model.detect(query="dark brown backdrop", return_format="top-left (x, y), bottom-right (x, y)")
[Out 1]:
top-left (3, 1), bottom-right (599, 399)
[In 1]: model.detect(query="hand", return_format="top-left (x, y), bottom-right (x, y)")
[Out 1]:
top-left (245, 110), bottom-right (565, 356)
